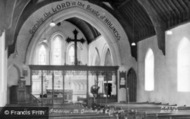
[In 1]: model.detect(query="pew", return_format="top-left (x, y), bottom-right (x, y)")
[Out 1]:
top-left (102, 102), bottom-right (190, 119)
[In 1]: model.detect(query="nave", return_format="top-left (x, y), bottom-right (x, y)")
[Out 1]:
top-left (1, 0), bottom-right (190, 119)
top-left (3, 100), bottom-right (190, 119)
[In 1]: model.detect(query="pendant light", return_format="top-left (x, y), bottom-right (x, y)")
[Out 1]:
top-left (49, 0), bottom-right (56, 27)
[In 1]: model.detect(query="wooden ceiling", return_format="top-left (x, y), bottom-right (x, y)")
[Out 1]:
top-left (1, 0), bottom-right (190, 58)
top-left (100, 0), bottom-right (190, 58)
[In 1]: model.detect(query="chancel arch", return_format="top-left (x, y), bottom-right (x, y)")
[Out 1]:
top-left (177, 37), bottom-right (190, 92)
top-left (24, 3), bottom-right (131, 66)
top-left (15, 0), bottom-right (126, 106)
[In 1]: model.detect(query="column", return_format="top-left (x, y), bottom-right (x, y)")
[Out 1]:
top-left (62, 71), bottom-right (65, 103)
top-left (86, 71), bottom-right (89, 106)
top-left (0, 31), bottom-right (7, 106)
top-left (52, 71), bottom-right (54, 104)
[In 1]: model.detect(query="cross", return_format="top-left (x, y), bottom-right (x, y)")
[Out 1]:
top-left (66, 29), bottom-right (85, 65)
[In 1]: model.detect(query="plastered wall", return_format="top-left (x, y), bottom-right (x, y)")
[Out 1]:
top-left (137, 22), bottom-right (190, 106)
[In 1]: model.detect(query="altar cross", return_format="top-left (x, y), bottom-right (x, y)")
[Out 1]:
top-left (66, 29), bottom-right (85, 65)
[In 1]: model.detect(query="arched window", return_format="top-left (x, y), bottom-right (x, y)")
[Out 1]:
top-left (94, 48), bottom-right (101, 66)
top-left (67, 43), bottom-right (83, 65)
top-left (38, 44), bottom-right (47, 65)
top-left (52, 35), bottom-right (62, 65)
top-left (104, 49), bottom-right (113, 66)
top-left (68, 45), bottom-right (75, 65)
top-left (145, 48), bottom-right (154, 91)
top-left (177, 37), bottom-right (190, 92)
top-left (81, 83), bottom-right (85, 90)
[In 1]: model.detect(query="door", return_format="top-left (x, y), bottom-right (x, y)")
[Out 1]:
top-left (127, 68), bottom-right (137, 102)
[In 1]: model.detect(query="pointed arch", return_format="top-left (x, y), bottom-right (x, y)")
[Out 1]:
top-left (68, 44), bottom-right (75, 65)
top-left (101, 42), bottom-right (114, 66)
top-left (177, 37), bottom-right (190, 92)
top-left (51, 34), bottom-right (63, 65)
top-left (66, 43), bottom-right (83, 65)
top-left (25, 6), bottom-right (126, 65)
top-left (104, 48), bottom-right (113, 66)
top-left (37, 43), bottom-right (48, 65)
top-left (94, 48), bottom-right (101, 66)
top-left (145, 48), bottom-right (154, 91)
top-left (127, 68), bottom-right (137, 102)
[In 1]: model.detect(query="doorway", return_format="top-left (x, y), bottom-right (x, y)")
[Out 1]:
top-left (127, 68), bottom-right (137, 102)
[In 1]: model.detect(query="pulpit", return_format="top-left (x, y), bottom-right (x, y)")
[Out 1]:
top-left (10, 78), bottom-right (31, 104)
top-left (17, 79), bottom-right (26, 104)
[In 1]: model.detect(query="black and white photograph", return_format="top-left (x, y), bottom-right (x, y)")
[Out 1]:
top-left (0, 0), bottom-right (190, 119)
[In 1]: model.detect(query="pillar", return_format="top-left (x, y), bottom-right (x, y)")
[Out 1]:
top-left (0, 31), bottom-right (8, 106)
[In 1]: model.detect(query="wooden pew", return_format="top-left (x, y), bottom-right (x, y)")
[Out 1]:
top-left (139, 106), bottom-right (190, 119)
top-left (103, 102), bottom-right (190, 119)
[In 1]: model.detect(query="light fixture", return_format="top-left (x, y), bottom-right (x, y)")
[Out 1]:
top-left (166, 30), bottom-right (173, 35)
top-left (49, 1), bottom-right (56, 27)
top-left (49, 0), bottom-right (56, 27)
top-left (42, 39), bottom-right (48, 43)
top-left (131, 42), bottom-right (136, 46)
top-left (50, 20), bottom-right (56, 27)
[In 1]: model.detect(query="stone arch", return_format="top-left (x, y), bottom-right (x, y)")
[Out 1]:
top-left (17, 1), bottom-right (131, 66)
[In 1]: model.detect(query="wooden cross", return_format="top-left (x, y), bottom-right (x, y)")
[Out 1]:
top-left (66, 29), bottom-right (85, 65)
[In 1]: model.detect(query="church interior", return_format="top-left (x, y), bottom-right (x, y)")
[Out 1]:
top-left (1, 0), bottom-right (190, 118)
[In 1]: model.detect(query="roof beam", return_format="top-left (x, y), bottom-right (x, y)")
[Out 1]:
top-left (6, 0), bottom-right (31, 45)
top-left (167, 0), bottom-right (181, 23)
top-left (138, 0), bottom-right (166, 55)
top-left (0, 0), bottom-right (17, 36)
top-left (117, 0), bottom-right (131, 9)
